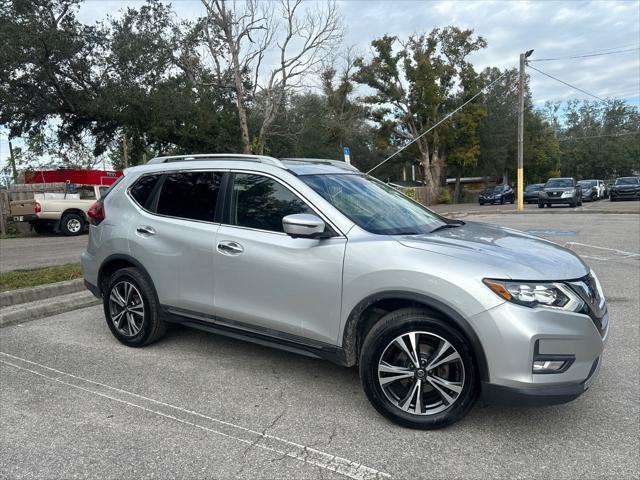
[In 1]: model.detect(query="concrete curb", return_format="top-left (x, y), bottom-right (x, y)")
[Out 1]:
top-left (0, 278), bottom-right (86, 308)
top-left (0, 290), bottom-right (100, 328)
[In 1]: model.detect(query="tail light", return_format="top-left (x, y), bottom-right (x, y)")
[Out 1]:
top-left (87, 200), bottom-right (105, 224)
top-left (34, 201), bottom-right (41, 213)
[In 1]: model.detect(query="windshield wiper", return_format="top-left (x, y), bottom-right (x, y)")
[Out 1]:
top-left (430, 223), bottom-right (462, 233)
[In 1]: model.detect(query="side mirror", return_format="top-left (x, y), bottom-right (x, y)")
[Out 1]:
top-left (282, 213), bottom-right (330, 239)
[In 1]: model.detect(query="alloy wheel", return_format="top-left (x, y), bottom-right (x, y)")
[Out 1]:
top-left (378, 331), bottom-right (465, 416)
top-left (109, 281), bottom-right (145, 337)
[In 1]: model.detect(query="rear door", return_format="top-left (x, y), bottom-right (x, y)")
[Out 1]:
top-left (128, 170), bottom-right (224, 316)
top-left (213, 172), bottom-right (347, 345)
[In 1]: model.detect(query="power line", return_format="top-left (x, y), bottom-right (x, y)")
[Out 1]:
top-left (527, 64), bottom-right (606, 101)
top-left (530, 47), bottom-right (640, 62)
top-left (366, 69), bottom-right (511, 175)
top-left (558, 131), bottom-right (640, 141)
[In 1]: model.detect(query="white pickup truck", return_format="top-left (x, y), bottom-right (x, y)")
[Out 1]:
top-left (10, 184), bottom-right (109, 236)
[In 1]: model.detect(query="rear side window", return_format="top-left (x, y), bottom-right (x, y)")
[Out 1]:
top-left (130, 174), bottom-right (161, 210)
top-left (229, 173), bottom-right (312, 232)
top-left (156, 171), bottom-right (222, 222)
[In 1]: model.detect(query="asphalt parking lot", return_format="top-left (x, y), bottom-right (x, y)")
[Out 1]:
top-left (1, 212), bottom-right (639, 479)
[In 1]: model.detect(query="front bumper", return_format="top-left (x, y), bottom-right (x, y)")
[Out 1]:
top-left (469, 300), bottom-right (608, 406)
top-left (540, 196), bottom-right (576, 205)
top-left (610, 190), bottom-right (640, 199)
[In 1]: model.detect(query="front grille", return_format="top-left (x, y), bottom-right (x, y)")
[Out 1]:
top-left (567, 274), bottom-right (607, 336)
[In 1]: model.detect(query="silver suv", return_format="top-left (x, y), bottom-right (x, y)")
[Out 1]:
top-left (82, 155), bottom-right (609, 429)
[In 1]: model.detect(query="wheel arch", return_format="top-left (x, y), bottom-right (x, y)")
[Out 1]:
top-left (61, 208), bottom-right (88, 221)
top-left (98, 254), bottom-right (156, 298)
top-left (342, 291), bottom-right (490, 382)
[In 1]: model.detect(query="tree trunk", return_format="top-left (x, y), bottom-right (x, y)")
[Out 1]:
top-left (502, 169), bottom-right (508, 185)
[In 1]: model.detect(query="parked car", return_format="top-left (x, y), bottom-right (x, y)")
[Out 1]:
top-left (478, 184), bottom-right (515, 205)
top-left (539, 177), bottom-right (583, 208)
top-left (82, 154), bottom-right (608, 429)
top-left (523, 183), bottom-right (544, 203)
top-left (578, 180), bottom-right (599, 201)
top-left (9, 184), bottom-right (110, 235)
top-left (609, 176), bottom-right (640, 201)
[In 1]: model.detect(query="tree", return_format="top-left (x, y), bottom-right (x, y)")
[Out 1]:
top-left (354, 28), bottom-right (487, 202)
top-left (199, 0), bottom-right (342, 155)
top-left (0, 0), bottom-right (242, 167)
top-left (445, 64), bottom-right (486, 203)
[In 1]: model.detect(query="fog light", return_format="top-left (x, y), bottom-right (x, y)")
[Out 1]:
top-left (533, 360), bottom-right (567, 372)
top-left (532, 340), bottom-right (575, 374)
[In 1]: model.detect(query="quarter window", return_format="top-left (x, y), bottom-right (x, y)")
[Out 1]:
top-left (229, 173), bottom-right (312, 232)
top-left (130, 174), bottom-right (162, 210)
top-left (156, 171), bottom-right (222, 222)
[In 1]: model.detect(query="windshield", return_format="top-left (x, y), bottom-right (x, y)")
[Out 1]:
top-left (299, 174), bottom-right (445, 235)
top-left (525, 184), bottom-right (542, 192)
top-left (578, 181), bottom-right (594, 188)
top-left (545, 179), bottom-right (573, 188)
top-left (615, 177), bottom-right (639, 185)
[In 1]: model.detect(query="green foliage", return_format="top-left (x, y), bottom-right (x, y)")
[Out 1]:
top-left (437, 190), bottom-right (452, 204)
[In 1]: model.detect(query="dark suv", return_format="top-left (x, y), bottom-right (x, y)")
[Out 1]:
top-left (609, 177), bottom-right (640, 201)
top-left (539, 178), bottom-right (582, 208)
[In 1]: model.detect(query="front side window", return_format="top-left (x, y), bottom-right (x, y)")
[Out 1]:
top-left (229, 173), bottom-right (312, 232)
top-left (156, 171), bottom-right (222, 222)
top-left (300, 174), bottom-right (445, 235)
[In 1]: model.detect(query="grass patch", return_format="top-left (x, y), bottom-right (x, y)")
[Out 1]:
top-left (0, 263), bottom-right (83, 292)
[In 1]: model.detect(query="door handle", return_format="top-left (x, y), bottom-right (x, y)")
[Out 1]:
top-left (217, 240), bottom-right (244, 255)
top-left (136, 225), bottom-right (156, 236)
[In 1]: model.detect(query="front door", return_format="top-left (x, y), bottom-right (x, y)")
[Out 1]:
top-left (213, 172), bottom-right (346, 345)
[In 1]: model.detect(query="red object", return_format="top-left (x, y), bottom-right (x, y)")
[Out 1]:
top-left (87, 201), bottom-right (105, 223)
top-left (25, 169), bottom-right (123, 186)
top-left (34, 201), bottom-right (41, 214)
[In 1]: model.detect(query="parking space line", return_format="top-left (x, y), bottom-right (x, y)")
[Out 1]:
top-left (564, 241), bottom-right (640, 257)
top-left (0, 352), bottom-right (390, 480)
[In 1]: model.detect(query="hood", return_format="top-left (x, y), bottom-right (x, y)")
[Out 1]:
top-left (398, 221), bottom-right (588, 281)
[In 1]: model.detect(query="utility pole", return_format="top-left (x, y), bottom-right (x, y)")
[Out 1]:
top-left (8, 140), bottom-right (18, 183)
top-left (122, 133), bottom-right (129, 168)
top-left (517, 49), bottom-right (534, 211)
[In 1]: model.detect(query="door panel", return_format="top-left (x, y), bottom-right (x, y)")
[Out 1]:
top-left (214, 225), bottom-right (346, 344)
top-left (129, 213), bottom-right (219, 315)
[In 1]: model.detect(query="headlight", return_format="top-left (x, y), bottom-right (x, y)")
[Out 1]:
top-left (483, 279), bottom-right (584, 312)
top-left (561, 190), bottom-right (574, 198)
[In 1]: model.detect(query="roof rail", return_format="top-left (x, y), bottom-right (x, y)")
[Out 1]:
top-left (147, 153), bottom-right (286, 169)
top-left (280, 158), bottom-right (360, 172)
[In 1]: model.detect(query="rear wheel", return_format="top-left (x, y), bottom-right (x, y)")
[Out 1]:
top-left (569, 200), bottom-right (577, 208)
top-left (103, 267), bottom-right (166, 347)
top-left (538, 201), bottom-right (544, 208)
top-left (359, 308), bottom-right (478, 429)
top-left (61, 213), bottom-right (85, 236)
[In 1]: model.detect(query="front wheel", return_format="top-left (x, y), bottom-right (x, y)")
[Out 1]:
top-left (103, 267), bottom-right (166, 347)
top-left (359, 308), bottom-right (478, 429)
top-left (538, 202), bottom-right (544, 208)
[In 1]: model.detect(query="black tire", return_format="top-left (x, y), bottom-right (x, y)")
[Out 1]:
top-left (578, 198), bottom-right (583, 206)
top-left (569, 200), bottom-right (577, 208)
top-left (479, 201), bottom-right (484, 206)
top-left (610, 197), bottom-right (617, 202)
top-left (359, 308), bottom-right (478, 430)
top-left (500, 198), bottom-right (505, 205)
top-left (510, 197), bottom-right (514, 204)
top-left (60, 213), bottom-right (85, 236)
top-left (538, 202), bottom-right (544, 208)
top-left (103, 267), bottom-right (166, 347)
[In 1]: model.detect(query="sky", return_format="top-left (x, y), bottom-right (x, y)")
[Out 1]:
top-left (1, 0), bottom-right (639, 169)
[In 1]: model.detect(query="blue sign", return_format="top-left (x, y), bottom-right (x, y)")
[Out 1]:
top-left (343, 146), bottom-right (350, 156)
